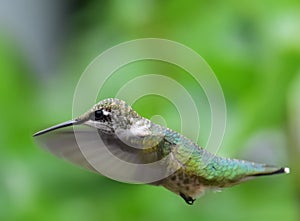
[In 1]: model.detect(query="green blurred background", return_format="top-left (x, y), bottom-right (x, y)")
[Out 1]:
top-left (0, 1), bottom-right (299, 220)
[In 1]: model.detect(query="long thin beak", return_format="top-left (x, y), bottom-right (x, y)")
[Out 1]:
top-left (33, 120), bottom-right (78, 137)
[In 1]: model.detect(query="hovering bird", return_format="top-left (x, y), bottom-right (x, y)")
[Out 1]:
top-left (34, 98), bottom-right (289, 205)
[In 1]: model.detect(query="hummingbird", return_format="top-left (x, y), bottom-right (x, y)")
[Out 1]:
top-left (34, 98), bottom-right (290, 205)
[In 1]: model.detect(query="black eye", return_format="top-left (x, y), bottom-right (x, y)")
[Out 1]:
top-left (94, 109), bottom-right (104, 121)
top-left (94, 108), bottom-right (111, 122)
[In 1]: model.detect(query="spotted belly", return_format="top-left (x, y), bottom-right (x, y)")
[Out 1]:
top-left (160, 169), bottom-right (206, 205)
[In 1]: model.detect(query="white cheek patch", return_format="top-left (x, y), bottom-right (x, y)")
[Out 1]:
top-left (85, 120), bottom-right (103, 129)
top-left (103, 110), bottom-right (110, 116)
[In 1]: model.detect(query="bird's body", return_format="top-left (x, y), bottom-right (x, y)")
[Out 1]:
top-left (34, 98), bottom-right (289, 204)
top-left (121, 116), bottom-right (287, 204)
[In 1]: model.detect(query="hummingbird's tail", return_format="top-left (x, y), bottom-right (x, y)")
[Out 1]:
top-left (249, 165), bottom-right (290, 177)
top-left (233, 160), bottom-right (290, 184)
top-left (212, 157), bottom-right (290, 186)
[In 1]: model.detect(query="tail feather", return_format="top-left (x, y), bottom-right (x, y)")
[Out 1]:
top-left (251, 166), bottom-right (290, 177)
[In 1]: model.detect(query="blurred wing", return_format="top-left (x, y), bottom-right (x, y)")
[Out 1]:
top-left (35, 126), bottom-right (99, 173)
top-left (34, 125), bottom-right (170, 183)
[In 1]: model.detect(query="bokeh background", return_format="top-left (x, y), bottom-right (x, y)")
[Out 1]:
top-left (0, 1), bottom-right (299, 221)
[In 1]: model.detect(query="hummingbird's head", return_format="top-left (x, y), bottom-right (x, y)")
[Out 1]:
top-left (77, 98), bottom-right (139, 133)
top-left (33, 98), bottom-right (139, 137)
